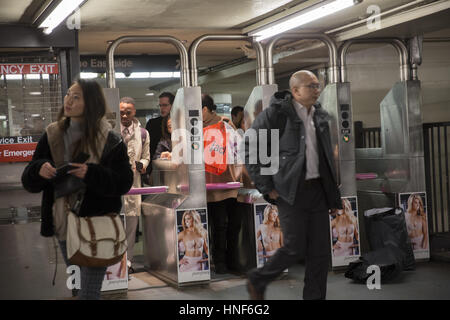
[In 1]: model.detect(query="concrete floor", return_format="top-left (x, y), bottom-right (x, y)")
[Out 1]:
top-left (121, 261), bottom-right (450, 300)
top-left (1, 222), bottom-right (450, 300)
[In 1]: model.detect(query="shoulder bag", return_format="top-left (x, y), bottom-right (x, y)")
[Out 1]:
top-left (66, 194), bottom-right (127, 267)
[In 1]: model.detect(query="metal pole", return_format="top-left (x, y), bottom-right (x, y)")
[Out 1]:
top-left (189, 34), bottom-right (266, 87)
top-left (339, 38), bottom-right (409, 83)
top-left (265, 33), bottom-right (339, 84)
top-left (106, 35), bottom-right (190, 88)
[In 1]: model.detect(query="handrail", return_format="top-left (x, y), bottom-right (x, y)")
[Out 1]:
top-left (189, 34), bottom-right (266, 86)
top-left (106, 35), bottom-right (190, 88)
top-left (265, 33), bottom-right (339, 84)
top-left (339, 38), bottom-right (409, 82)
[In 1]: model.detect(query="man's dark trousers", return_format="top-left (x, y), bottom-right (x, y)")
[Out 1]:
top-left (248, 178), bottom-right (331, 300)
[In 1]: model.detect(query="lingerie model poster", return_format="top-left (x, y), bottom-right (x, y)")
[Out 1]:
top-left (329, 196), bottom-right (361, 267)
top-left (254, 203), bottom-right (285, 270)
top-left (176, 208), bottom-right (210, 283)
top-left (399, 192), bottom-right (430, 260)
top-left (101, 213), bottom-right (128, 292)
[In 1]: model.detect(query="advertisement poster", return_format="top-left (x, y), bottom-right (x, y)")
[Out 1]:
top-left (101, 214), bottom-right (128, 292)
top-left (254, 203), bottom-right (285, 269)
top-left (176, 208), bottom-right (210, 283)
top-left (399, 192), bottom-right (430, 260)
top-left (329, 196), bottom-right (361, 267)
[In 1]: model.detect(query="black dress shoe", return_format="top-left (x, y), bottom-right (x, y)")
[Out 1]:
top-left (246, 280), bottom-right (265, 300)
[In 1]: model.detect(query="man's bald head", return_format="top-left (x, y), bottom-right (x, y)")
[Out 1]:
top-left (289, 70), bottom-right (317, 90)
top-left (290, 70), bottom-right (321, 109)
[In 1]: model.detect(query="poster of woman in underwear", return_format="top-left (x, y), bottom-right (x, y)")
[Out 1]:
top-left (329, 196), bottom-right (361, 267)
top-left (254, 203), bottom-right (284, 268)
top-left (101, 214), bottom-right (128, 292)
top-left (399, 192), bottom-right (429, 260)
top-left (176, 208), bottom-right (210, 283)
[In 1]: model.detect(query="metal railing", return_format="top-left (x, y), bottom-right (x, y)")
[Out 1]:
top-left (424, 121), bottom-right (450, 234)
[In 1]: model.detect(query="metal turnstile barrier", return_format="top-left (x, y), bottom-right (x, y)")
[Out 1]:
top-left (343, 39), bottom-right (429, 260)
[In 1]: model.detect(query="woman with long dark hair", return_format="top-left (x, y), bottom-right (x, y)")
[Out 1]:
top-left (22, 79), bottom-right (133, 299)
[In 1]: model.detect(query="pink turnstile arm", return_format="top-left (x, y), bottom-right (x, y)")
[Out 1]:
top-left (126, 186), bottom-right (169, 195)
top-left (206, 182), bottom-right (242, 190)
top-left (356, 173), bottom-right (378, 180)
top-left (177, 182), bottom-right (242, 192)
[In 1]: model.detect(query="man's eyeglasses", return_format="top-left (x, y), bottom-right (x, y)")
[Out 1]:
top-left (301, 83), bottom-right (321, 90)
top-left (159, 103), bottom-right (171, 107)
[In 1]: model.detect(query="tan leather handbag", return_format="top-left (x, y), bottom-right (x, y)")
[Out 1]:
top-left (67, 211), bottom-right (127, 267)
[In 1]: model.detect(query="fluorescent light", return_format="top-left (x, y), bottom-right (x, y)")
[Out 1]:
top-left (129, 72), bottom-right (151, 78)
top-left (250, 0), bottom-right (357, 41)
top-left (6, 75), bottom-right (22, 80)
top-left (114, 72), bottom-right (180, 79)
top-left (39, 0), bottom-right (84, 34)
top-left (29, 92), bottom-right (42, 96)
top-left (25, 74), bottom-right (49, 80)
top-left (145, 92), bottom-right (155, 96)
top-left (31, 114), bottom-right (41, 117)
top-left (150, 72), bottom-right (175, 78)
top-left (80, 72), bottom-right (98, 79)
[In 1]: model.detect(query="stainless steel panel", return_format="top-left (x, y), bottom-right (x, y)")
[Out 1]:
top-left (356, 80), bottom-right (425, 196)
top-left (141, 203), bottom-right (178, 283)
top-left (102, 88), bottom-right (121, 134)
top-left (318, 83), bottom-right (356, 190)
top-left (406, 80), bottom-right (424, 156)
top-left (243, 84), bottom-right (278, 131)
top-left (355, 148), bottom-right (383, 159)
top-left (380, 81), bottom-right (408, 155)
top-left (340, 160), bottom-right (356, 197)
top-left (141, 87), bottom-right (209, 285)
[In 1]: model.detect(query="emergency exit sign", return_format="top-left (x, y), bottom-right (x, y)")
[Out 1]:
top-left (0, 63), bottom-right (59, 74)
top-left (0, 136), bottom-right (39, 162)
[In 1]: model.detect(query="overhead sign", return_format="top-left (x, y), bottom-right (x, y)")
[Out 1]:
top-left (0, 136), bottom-right (40, 162)
top-left (80, 55), bottom-right (179, 73)
top-left (0, 63), bottom-right (59, 74)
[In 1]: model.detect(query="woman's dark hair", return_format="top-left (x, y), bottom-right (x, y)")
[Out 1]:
top-left (201, 94), bottom-right (215, 112)
top-left (58, 79), bottom-right (108, 160)
top-left (161, 115), bottom-right (171, 141)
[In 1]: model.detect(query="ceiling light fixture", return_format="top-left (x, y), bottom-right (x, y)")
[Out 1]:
top-left (249, 0), bottom-right (360, 42)
top-left (80, 72), bottom-right (98, 79)
top-left (38, 0), bottom-right (85, 35)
